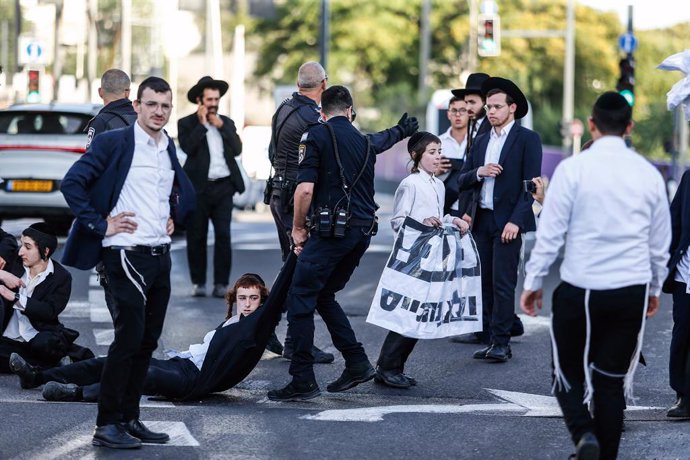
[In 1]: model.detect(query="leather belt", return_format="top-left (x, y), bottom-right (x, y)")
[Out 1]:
top-left (208, 176), bottom-right (231, 183)
top-left (107, 244), bottom-right (171, 256)
top-left (349, 218), bottom-right (375, 227)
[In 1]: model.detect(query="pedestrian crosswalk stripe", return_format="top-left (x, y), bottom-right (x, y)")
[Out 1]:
top-left (93, 328), bottom-right (114, 346)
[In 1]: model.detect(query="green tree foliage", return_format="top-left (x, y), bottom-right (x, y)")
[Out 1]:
top-left (254, 0), bottom-right (685, 154)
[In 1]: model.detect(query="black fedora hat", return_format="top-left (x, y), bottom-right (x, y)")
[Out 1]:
top-left (451, 72), bottom-right (490, 99)
top-left (187, 76), bottom-right (229, 103)
top-left (481, 77), bottom-right (529, 119)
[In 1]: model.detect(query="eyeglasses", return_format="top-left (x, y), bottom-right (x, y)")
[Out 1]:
top-left (139, 100), bottom-right (173, 112)
top-left (484, 104), bottom-right (506, 112)
top-left (448, 108), bottom-right (468, 115)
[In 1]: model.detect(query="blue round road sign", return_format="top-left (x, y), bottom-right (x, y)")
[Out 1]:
top-left (618, 33), bottom-right (637, 54)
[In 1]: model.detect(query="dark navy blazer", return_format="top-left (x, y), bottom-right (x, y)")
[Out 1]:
top-left (60, 124), bottom-right (196, 270)
top-left (663, 169), bottom-right (690, 293)
top-left (458, 123), bottom-right (542, 233)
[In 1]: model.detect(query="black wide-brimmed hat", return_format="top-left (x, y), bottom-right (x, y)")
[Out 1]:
top-left (451, 72), bottom-right (490, 99)
top-left (187, 76), bottom-right (229, 103)
top-left (481, 77), bottom-right (529, 119)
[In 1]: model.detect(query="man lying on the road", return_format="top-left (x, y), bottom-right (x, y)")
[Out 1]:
top-left (0, 223), bottom-right (93, 373)
top-left (10, 272), bottom-right (281, 401)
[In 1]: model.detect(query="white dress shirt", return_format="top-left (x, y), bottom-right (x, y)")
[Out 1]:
top-left (2, 259), bottom-right (54, 342)
top-left (478, 120), bottom-right (515, 210)
top-left (523, 136), bottom-right (671, 296)
top-left (391, 170), bottom-right (454, 232)
top-left (167, 316), bottom-right (238, 370)
top-left (205, 123), bottom-right (231, 180)
top-left (103, 122), bottom-right (174, 247)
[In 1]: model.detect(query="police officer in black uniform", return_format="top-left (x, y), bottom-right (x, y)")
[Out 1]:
top-left (85, 69), bottom-right (137, 149)
top-left (267, 61), bottom-right (333, 363)
top-left (267, 85), bottom-right (419, 401)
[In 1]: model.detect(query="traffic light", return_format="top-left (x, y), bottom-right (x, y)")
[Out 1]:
top-left (478, 14), bottom-right (501, 57)
top-left (616, 56), bottom-right (635, 107)
top-left (27, 69), bottom-right (40, 103)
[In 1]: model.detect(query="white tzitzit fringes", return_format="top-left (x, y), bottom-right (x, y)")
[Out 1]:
top-left (120, 250), bottom-right (146, 302)
top-left (582, 289), bottom-right (595, 406)
top-left (549, 313), bottom-right (571, 393)
top-left (623, 284), bottom-right (650, 404)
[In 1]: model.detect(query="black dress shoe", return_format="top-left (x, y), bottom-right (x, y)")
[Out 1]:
top-left (282, 345), bottom-right (335, 364)
top-left (326, 362), bottom-right (376, 393)
top-left (667, 397), bottom-right (690, 418)
top-left (510, 314), bottom-right (525, 337)
top-left (265, 333), bottom-right (284, 355)
top-left (485, 344), bottom-right (512, 363)
top-left (575, 432), bottom-right (600, 460)
top-left (402, 373), bottom-right (417, 386)
top-left (374, 369), bottom-right (411, 389)
top-left (42, 382), bottom-right (81, 401)
top-left (9, 353), bottom-right (39, 389)
top-left (124, 419), bottom-right (170, 444)
top-left (92, 424), bottom-right (142, 449)
top-left (267, 381), bottom-right (321, 401)
top-left (473, 345), bottom-right (492, 360)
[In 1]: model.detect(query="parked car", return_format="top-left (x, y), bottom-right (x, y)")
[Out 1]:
top-left (0, 103), bottom-right (101, 234)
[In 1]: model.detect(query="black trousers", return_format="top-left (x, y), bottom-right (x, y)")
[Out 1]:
top-left (376, 331), bottom-right (418, 374)
top-left (39, 356), bottom-right (199, 401)
top-left (186, 178), bottom-right (234, 286)
top-left (287, 229), bottom-right (371, 384)
top-left (97, 249), bottom-right (171, 426)
top-left (269, 191), bottom-right (292, 262)
top-left (0, 333), bottom-right (65, 373)
top-left (473, 208), bottom-right (522, 346)
top-left (670, 281), bottom-right (690, 399)
top-left (552, 282), bottom-right (645, 460)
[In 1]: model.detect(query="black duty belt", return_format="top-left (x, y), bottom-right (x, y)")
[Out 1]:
top-left (349, 218), bottom-right (375, 228)
top-left (107, 244), bottom-right (171, 256)
top-left (272, 179), bottom-right (294, 190)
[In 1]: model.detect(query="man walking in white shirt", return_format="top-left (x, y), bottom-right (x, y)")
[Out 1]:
top-left (520, 92), bottom-right (671, 460)
top-left (437, 96), bottom-right (468, 215)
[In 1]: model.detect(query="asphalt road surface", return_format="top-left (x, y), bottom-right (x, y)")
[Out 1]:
top-left (0, 201), bottom-right (687, 459)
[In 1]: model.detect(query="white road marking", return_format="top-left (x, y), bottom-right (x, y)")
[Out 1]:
top-left (142, 421), bottom-right (200, 446)
top-left (90, 305), bottom-right (110, 323)
top-left (61, 301), bottom-right (91, 319)
top-left (93, 328), bottom-right (114, 346)
top-left (301, 389), bottom-right (666, 422)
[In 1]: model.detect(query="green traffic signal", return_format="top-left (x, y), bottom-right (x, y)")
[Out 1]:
top-left (619, 89), bottom-right (634, 107)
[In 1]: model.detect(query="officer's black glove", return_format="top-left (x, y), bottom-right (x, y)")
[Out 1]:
top-left (397, 112), bottom-right (419, 138)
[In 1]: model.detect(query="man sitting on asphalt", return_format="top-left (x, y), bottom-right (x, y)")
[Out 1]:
top-left (0, 223), bottom-right (92, 373)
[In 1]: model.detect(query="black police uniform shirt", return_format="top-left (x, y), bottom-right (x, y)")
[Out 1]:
top-left (85, 98), bottom-right (138, 149)
top-left (297, 116), bottom-right (405, 221)
top-left (271, 92), bottom-right (321, 182)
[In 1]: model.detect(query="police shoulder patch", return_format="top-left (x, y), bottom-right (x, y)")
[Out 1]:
top-left (85, 127), bottom-right (95, 148)
top-left (298, 144), bottom-right (306, 164)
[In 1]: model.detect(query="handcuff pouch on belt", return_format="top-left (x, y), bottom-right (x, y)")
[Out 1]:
top-left (262, 175), bottom-right (273, 205)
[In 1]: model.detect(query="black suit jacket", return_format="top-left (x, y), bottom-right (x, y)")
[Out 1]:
top-left (0, 228), bottom-right (18, 273)
top-left (458, 123), bottom-right (542, 233)
top-left (178, 113), bottom-right (244, 194)
top-left (663, 170), bottom-right (690, 293)
top-left (1, 259), bottom-right (72, 334)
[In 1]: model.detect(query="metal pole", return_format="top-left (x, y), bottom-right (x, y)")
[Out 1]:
top-left (231, 24), bottom-right (245, 133)
top-left (418, 0), bottom-right (431, 105)
top-left (319, 0), bottom-right (329, 72)
top-left (52, 0), bottom-right (63, 102)
top-left (561, 0), bottom-right (575, 153)
top-left (1, 22), bottom-right (8, 82)
top-left (468, 0), bottom-right (478, 72)
top-left (14, 0), bottom-right (21, 73)
top-left (87, 0), bottom-right (97, 100)
top-left (206, 0), bottom-right (223, 78)
top-left (121, 0), bottom-right (132, 77)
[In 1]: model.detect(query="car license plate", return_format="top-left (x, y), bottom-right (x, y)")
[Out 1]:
top-left (7, 180), bottom-right (54, 192)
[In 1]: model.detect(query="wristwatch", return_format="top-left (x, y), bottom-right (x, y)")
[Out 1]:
top-left (14, 292), bottom-right (20, 302)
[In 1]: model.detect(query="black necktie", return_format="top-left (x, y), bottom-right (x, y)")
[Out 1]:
top-left (465, 119), bottom-right (476, 157)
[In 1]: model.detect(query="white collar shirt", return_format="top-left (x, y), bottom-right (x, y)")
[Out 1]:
top-left (439, 128), bottom-right (468, 210)
top-left (167, 316), bottom-right (238, 370)
top-left (523, 136), bottom-right (671, 296)
top-left (205, 122), bottom-right (231, 180)
top-left (103, 122), bottom-right (174, 247)
top-left (479, 120), bottom-right (515, 210)
top-left (472, 117), bottom-right (486, 139)
top-left (391, 169), bottom-right (453, 232)
top-left (2, 259), bottom-right (54, 342)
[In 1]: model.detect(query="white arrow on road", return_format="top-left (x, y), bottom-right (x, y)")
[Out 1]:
top-left (300, 389), bottom-right (662, 422)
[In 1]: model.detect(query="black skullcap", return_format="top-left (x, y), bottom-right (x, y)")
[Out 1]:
top-left (22, 222), bottom-right (58, 260)
top-left (595, 91), bottom-right (629, 111)
top-left (407, 131), bottom-right (438, 155)
top-left (241, 272), bottom-right (266, 286)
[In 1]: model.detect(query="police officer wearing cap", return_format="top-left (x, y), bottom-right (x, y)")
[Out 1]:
top-left (85, 69), bottom-right (137, 150)
top-left (458, 77), bottom-right (542, 363)
top-left (267, 85), bottom-right (419, 401)
top-left (178, 76), bottom-right (244, 298)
